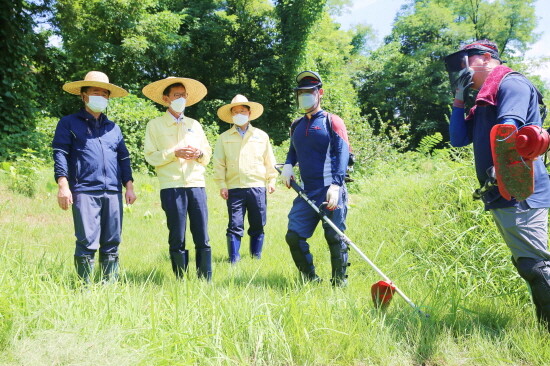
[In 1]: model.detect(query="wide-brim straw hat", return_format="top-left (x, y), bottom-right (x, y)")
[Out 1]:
top-left (142, 77), bottom-right (207, 107)
top-left (217, 94), bottom-right (264, 123)
top-left (62, 71), bottom-right (128, 98)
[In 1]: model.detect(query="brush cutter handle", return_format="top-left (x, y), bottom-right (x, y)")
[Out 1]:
top-left (274, 164), bottom-right (429, 317)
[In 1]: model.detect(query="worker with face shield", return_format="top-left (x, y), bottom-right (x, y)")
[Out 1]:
top-left (446, 40), bottom-right (550, 331)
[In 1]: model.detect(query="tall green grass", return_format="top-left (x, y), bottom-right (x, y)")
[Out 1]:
top-left (1, 153), bottom-right (549, 365)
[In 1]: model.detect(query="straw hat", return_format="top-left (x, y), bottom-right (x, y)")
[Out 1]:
top-left (63, 71), bottom-right (128, 98)
top-left (142, 77), bottom-right (207, 107)
top-left (217, 94), bottom-right (264, 123)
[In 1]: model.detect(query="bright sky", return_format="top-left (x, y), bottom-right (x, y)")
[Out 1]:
top-left (335, 0), bottom-right (550, 84)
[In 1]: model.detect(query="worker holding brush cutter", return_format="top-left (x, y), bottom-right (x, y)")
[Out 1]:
top-left (280, 71), bottom-right (351, 286)
top-left (446, 40), bottom-right (550, 330)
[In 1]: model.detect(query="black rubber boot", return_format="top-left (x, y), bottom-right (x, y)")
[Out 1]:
top-left (285, 231), bottom-right (320, 282)
top-left (513, 257), bottom-right (550, 331)
top-left (249, 233), bottom-right (264, 259)
top-left (328, 242), bottom-right (349, 287)
top-left (99, 253), bottom-right (119, 284)
top-left (227, 235), bottom-right (241, 264)
top-left (170, 250), bottom-right (189, 279)
top-left (196, 248), bottom-right (212, 282)
top-left (325, 229), bottom-right (349, 287)
top-left (74, 255), bottom-right (94, 284)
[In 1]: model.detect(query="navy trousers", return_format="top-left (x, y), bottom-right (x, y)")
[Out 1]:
top-left (287, 185), bottom-right (347, 238)
top-left (226, 187), bottom-right (266, 238)
top-left (72, 190), bottom-right (122, 257)
top-left (160, 187), bottom-right (210, 253)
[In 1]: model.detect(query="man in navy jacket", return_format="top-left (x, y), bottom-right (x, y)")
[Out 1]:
top-left (280, 71), bottom-right (351, 286)
top-left (52, 71), bottom-right (136, 284)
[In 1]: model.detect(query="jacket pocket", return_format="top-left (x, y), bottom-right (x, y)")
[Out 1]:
top-left (224, 140), bottom-right (241, 163)
top-left (247, 140), bottom-right (265, 165)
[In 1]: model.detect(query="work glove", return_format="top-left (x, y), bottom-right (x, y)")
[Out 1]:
top-left (455, 67), bottom-right (474, 102)
top-left (326, 184), bottom-right (340, 210)
top-left (280, 164), bottom-right (295, 188)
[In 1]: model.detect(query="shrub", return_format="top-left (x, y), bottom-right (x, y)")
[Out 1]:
top-left (272, 138), bottom-right (290, 166)
top-left (107, 95), bottom-right (163, 173)
top-left (193, 99), bottom-right (223, 146)
top-left (0, 116), bottom-right (57, 163)
top-left (1, 149), bottom-right (45, 197)
top-left (346, 110), bottom-right (410, 180)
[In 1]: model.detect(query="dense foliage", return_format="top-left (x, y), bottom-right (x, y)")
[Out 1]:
top-left (0, 0), bottom-right (545, 165)
top-left (355, 0), bottom-right (542, 147)
top-left (0, 0), bottom-right (39, 135)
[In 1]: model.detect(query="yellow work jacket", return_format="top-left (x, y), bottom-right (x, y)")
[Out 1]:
top-left (213, 124), bottom-right (277, 190)
top-left (144, 112), bottom-right (212, 189)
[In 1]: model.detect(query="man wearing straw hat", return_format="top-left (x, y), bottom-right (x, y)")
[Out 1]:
top-left (213, 95), bottom-right (277, 263)
top-left (280, 71), bottom-right (351, 286)
top-left (143, 77), bottom-right (212, 281)
top-left (52, 71), bottom-right (137, 284)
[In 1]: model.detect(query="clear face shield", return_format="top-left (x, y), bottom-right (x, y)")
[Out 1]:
top-left (444, 50), bottom-right (469, 94)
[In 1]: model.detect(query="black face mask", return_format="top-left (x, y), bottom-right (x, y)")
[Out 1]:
top-left (444, 50), bottom-right (469, 95)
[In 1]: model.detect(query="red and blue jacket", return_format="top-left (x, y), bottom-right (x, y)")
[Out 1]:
top-left (52, 109), bottom-right (133, 192)
top-left (285, 110), bottom-right (350, 191)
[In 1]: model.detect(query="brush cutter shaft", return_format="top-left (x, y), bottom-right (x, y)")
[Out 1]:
top-left (285, 172), bottom-right (427, 317)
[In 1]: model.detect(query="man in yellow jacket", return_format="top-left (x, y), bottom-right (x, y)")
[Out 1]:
top-left (143, 77), bottom-right (212, 280)
top-left (213, 95), bottom-right (277, 263)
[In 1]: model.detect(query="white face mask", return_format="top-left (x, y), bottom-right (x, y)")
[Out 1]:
top-left (298, 93), bottom-right (316, 111)
top-left (86, 95), bottom-right (109, 113)
top-left (232, 113), bottom-right (249, 126)
top-left (170, 97), bottom-right (186, 113)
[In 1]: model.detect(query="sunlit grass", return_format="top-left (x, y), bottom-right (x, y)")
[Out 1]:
top-left (1, 156), bottom-right (549, 365)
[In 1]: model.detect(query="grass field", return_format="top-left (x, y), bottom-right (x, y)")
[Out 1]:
top-left (1, 156), bottom-right (550, 365)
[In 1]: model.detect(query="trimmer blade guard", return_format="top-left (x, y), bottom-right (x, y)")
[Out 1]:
top-left (371, 280), bottom-right (396, 309)
top-left (490, 124), bottom-right (534, 201)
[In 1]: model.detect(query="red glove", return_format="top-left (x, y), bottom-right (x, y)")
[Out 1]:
top-left (516, 125), bottom-right (550, 160)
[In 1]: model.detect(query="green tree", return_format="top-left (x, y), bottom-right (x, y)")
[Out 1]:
top-left (0, 0), bottom-right (39, 135)
top-left (299, 11), bottom-right (361, 124)
top-left (448, 0), bottom-right (538, 54)
top-left (24, 0), bottom-right (365, 148)
top-left (356, 0), bottom-right (539, 146)
top-left (54, 0), bottom-right (185, 91)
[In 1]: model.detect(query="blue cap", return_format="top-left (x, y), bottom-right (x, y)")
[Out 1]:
top-left (294, 71), bottom-right (323, 90)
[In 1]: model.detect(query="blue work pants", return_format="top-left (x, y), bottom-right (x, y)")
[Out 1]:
top-left (287, 185), bottom-right (347, 239)
top-left (226, 187), bottom-right (266, 238)
top-left (160, 187), bottom-right (210, 253)
top-left (72, 190), bottom-right (122, 257)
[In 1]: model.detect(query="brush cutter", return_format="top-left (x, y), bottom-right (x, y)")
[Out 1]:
top-left (276, 165), bottom-right (428, 317)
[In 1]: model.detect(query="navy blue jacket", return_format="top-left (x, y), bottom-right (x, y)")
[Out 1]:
top-left (449, 73), bottom-right (550, 210)
top-left (52, 109), bottom-right (133, 192)
top-left (285, 110), bottom-right (350, 191)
